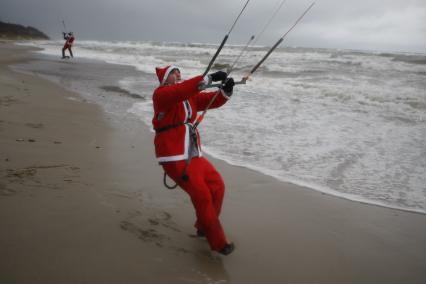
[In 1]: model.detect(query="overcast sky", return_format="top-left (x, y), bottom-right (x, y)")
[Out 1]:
top-left (1, 0), bottom-right (425, 53)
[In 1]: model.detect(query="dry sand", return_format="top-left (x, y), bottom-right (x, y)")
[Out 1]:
top-left (1, 42), bottom-right (426, 284)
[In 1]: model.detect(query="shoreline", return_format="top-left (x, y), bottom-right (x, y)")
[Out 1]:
top-left (204, 148), bottom-right (426, 216)
top-left (1, 42), bottom-right (426, 284)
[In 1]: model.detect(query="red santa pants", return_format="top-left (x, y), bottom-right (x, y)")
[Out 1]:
top-left (162, 157), bottom-right (227, 251)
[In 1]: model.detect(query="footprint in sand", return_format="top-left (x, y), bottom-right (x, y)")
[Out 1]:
top-left (120, 220), bottom-right (168, 247)
top-left (155, 211), bottom-right (171, 221)
top-left (0, 96), bottom-right (19, 106)
top-left (0, 183), bottom-right (17, 196)
top-left (25, 123), bottom-right (44, 129)
top-left (153, 211), bottom-right (181, 232)
top-left (2, 164), bottom-right (81, 192)
top-left (6, 167), bottom-right (37, 179)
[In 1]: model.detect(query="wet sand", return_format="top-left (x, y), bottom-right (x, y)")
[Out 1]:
top-left (1, 42), bottom-right (426, 284)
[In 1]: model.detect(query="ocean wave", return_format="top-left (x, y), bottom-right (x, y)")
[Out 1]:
top-left (392, 54), bottom-right (426, 65)
top-left (379, 52), bottom-right (426, 64)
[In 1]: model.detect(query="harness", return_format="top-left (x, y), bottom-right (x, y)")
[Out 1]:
top-left (155, 122), bottom-right (198, 189)
top-left (154, 123), bottom-right (184, 133)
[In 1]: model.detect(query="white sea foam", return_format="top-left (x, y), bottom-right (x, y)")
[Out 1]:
top-left (19, 40), bottom-right (426, 214)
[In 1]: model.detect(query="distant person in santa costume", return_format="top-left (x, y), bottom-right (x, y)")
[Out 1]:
top-left (62, 32), bottom-right (75, 59)
top-left (152, 65), bottom-right (235, 255)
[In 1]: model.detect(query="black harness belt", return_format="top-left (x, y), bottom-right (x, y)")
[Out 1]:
top-left (154, 123), bottom-right (185, 133)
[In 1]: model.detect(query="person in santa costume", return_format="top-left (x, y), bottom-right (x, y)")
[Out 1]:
top-left (62, 32), bottom-right (75, 59)
top-left (152, 65), bottom-right (235, 255)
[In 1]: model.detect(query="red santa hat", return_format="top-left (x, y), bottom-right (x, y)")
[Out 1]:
top-left (155, 65), bottom-right (179, 85)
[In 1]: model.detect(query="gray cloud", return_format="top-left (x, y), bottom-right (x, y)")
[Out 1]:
top-left (1, 0), bottom-right (425, 52)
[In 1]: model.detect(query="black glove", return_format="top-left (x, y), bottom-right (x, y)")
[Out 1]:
top-left (209, 71), bottom-right (228, 82)
top-left (222, 77), bottom-right (235, 96)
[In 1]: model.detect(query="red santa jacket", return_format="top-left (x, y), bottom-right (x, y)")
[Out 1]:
top-left (64, 35), bottom-right (75, 47)
top-left (67, 36), bottom-right (75, 45)
top-left (152, 75), bottom-right (229, 163)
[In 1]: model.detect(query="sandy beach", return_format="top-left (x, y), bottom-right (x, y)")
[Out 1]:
top-left (1, 42), bottom-right (426, 284)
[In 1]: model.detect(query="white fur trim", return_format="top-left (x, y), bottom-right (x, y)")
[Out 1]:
top-left (156, 124), bottom-right (190, 162)
top-left (161, 65), bottom-right (179, 85)
top-left (203, 74), bottom-right (212, 85)
top-left (157, 154), bottom-right (186, 163)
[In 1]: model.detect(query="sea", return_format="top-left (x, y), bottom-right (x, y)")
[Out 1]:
top-left (17, 40), bottom-right (426, 214)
